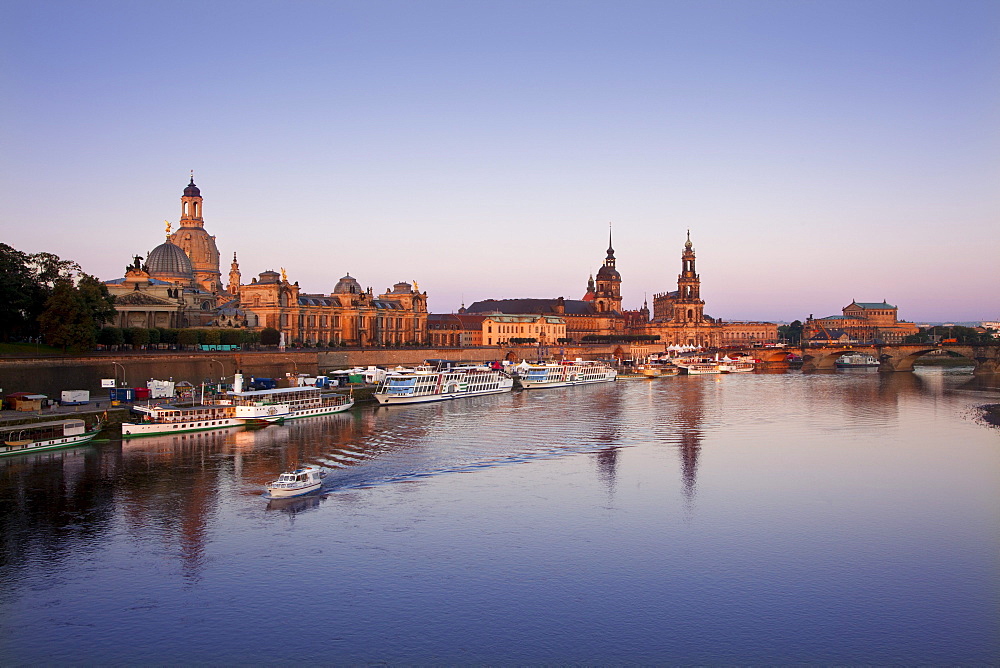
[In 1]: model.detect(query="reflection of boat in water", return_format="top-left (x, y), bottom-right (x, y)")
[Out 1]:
top-left (0, 418), bottom-right (103, 458)
top-left (518, 360), bottom-right (618, 389)
top-left (374, 365), bottom-right (513, 405)
top-left (265, 465), bottom-right (326, 498)
top-left (836, 353), bottom-right (879, 368)
top-left (266, 493), bottom-right (324, 514)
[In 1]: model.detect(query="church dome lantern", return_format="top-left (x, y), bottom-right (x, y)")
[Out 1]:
top-left (183, 177), bottom-right (201, 198)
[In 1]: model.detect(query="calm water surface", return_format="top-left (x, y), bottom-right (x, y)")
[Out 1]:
top-left (1, 368), bottom-right (998, 664)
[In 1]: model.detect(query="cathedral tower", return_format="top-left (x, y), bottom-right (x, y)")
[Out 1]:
top-left (170, 175), bottom-right (222, 293)
top-left (674, 231), bottom-right (704, 323)
top-left (593, 228), bottom-right (623, 313)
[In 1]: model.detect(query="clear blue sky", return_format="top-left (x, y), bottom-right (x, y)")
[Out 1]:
top-left (3, 0), bottom-right (998, 322)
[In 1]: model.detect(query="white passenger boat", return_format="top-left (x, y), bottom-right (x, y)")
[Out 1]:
top-left (374, 365), bottom-right (514, 405)
top-left (122, 403), bottom-right (244, 437)
top-left (265, 465), bottom-right (326, 498)
top-left (718, 356), bottom-right (756, 373)
top-left (226, 386), bottom-right (353, 421)
top-left (518, 360), bottom-right (618, 389)
top-left (835, 353), bottom-right (879, 368)
top-left (1, 418), bottom-right (104, 457)
top-left (675, 358), bottom-right (722, 375)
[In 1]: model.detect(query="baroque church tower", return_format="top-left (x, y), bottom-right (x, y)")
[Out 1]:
top-left (228, 252), bottom-right (241, 299)
top-left (593, 228), bottom-right (623, 313)
top-left (169, 175), bottom-right (222, 293)
top-left (673, 231), bottom-right (704, 323)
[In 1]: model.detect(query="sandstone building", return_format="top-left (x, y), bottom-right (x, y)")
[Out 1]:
top-left (804, 301), bottom-right (918, 344)
top-left (106, 178), bottom-right (428, 345)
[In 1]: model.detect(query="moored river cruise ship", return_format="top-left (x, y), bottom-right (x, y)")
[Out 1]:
top-left (374, 365), bottom-right (514, 405)
top-left (517, 360), bottom-right (618, 389)
top-left (227, 386), bottom-right (354, 421)
top-left (1, 418), bottom-right (104, 457)
top-left (122, 376), bottom-right (353, 437)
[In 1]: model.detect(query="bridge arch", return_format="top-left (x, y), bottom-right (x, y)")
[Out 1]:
top-left (801, 347), bottom-right (878, 371)
top-left (880, 347), bottom-right (977, 372)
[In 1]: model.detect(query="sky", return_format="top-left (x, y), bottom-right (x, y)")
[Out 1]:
top-left (2, 0), bottom-right (998, 323)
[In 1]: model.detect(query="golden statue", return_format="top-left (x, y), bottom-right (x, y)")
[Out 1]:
top-left (164, 220), bottom-right (172, 238)
top-left (281, 267), bottom-right (287, 282)
top-left (413, 280), bottom-right (419, 292)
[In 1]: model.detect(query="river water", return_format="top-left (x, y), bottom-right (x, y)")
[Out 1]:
top-left (1, 367), bottom-right (997, 664)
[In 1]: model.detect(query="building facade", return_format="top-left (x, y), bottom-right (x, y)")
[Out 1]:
top-left (106, 178), bottom-right (429, 344)
top-left (634, 233), bottom-right (778, 347)
top-left (803, 301), bottom-right (919, 344)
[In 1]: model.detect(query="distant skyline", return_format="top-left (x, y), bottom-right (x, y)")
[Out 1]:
top-left (2, 0), bottom-right (997, 322)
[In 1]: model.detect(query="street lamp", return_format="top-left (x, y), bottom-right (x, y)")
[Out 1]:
top-left (112, 362), bottom-right (126, 387)
top-left (209, 358), bottom-right (225, 382)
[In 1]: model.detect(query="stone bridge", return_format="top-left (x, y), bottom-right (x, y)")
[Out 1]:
top-left (745, 343), bottom-right (1000, 374)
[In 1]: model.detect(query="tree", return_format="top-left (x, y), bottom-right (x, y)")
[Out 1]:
top-left (260, 327), bottom-right (281, 346)
top-left (201, 329), bottom-right (221, 345)
top-left (0, 243), bottom-right (42, 341)
top-left (38, 279), bottom-right (97, 351)
top-left (98, 326), bottom-right (125, 348)
top-left (146, 328), bottom-right (161, 346)
top-left (177, 329), bottom-right (199, 347)
top-left (125, 327), bottom-right (149, 348)
top-left (778, 320), bottom-right (804, 344)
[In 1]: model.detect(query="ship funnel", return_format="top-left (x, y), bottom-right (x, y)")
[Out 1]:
top-left (233, 372), bottom-right (244, 393)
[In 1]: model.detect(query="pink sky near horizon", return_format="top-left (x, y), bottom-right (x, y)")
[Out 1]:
top-left (2, 1), bottom-right (997, 323)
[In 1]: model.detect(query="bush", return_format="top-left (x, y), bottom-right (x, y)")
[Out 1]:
top-left (260, 327), bottom-right (281, 346)
top-left (220, 329), bottom-right (242, 346)
top-left (125, 327), bottom-right (149, 347)
top-left (200, 329), bottom-right (221, 345)
top-left (177, 329), bottom-right (199, 347)
top-left (147, 328), bottom-right (161, 345)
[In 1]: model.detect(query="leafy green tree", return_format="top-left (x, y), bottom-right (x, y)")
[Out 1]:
top-left (241, 329), bottom-right (260, 346)
top-left (260, 327), bottom-right (281, 346)
top-left (125, 327), bottom-right (149, 348)
top-left (38, 279), bottom-right (97, 351)
top-left (778, 320), bottom-right (804, 344)
top-left (220, 329), bottom-right (242, 346)
top-left (201, 329), bottom-right (221, 345)
top-left (159, 328), bottom-right (179, 345)
top-left (147, 328), bottom-right (161, 346)
top-left (0, 244), bottom-right (40, 341)
top-left (178, 329), bottom-right (199, 347)
top-left (98, 326), bottom-right (125, 348)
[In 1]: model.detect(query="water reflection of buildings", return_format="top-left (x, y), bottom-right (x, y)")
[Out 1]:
top-left (587, 385), bottom-right (626, 495)
top-left (673, 379), bottom-right (705, 505)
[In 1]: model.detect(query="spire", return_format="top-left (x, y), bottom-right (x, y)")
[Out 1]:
top-left (607, 222), bottom-right (615, 258)
top-left (685, 229), bottom-right (692, 250)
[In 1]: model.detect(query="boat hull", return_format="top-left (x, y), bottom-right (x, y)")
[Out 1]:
top-left (266, 482), bottom-right (322, 498)
top-left (374, 387), bottom-right (511, 405)
top-left (122, 417), bottom-right (243, 437)
top-left (0, 430), bottom-right (101, 457)
top-left (284, 399), bottom-right (355, 419)
top-left (519, 375), bottom-right (617, 389)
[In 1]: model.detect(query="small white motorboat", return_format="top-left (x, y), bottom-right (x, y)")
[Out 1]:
top-left (265, 465), bottom-right (327, 498)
